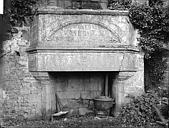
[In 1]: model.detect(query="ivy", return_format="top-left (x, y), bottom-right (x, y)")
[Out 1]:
top-left (129, 1), bottom-right (169, 89)
top-left (129, 3), bottom-right (169, 56)
top-left (108, 0), bottom-right (132, 10)
top-left (4, 0), bottom-right (37, 27)
top-left (145, 52), bottom-right (167, 90)
top-left (7, 0), bottom-right (132, 27)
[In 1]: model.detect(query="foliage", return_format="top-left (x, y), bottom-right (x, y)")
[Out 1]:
top-left (118, 92), bottom-right (164, 127)
top-left (145, 53), bottom-right (167, 89)
top-left (108, 0), bottom-right (132, 10)
top-left (129, 1), bottom-right (169, 89)
top-left (5, 0), bottom-right (37, 27)
top-left (129, 3), bottom-right (169, 57)
top-left (7, 0), bottom-right (132, 27)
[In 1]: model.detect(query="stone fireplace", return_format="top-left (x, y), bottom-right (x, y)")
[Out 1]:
top-left (27, 6), bottom-right (144, 117)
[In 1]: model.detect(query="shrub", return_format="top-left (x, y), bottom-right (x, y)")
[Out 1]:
top-left (118, 92), bottom-right (161, 127)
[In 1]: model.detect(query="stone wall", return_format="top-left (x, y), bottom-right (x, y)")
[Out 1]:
top-left (0, 28), bottom-right (43, 121)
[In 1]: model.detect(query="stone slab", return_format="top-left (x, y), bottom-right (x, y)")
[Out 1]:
top-left (28, 51), bottom-right (140, 72)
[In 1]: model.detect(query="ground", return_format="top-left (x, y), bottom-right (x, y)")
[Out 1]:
top-left (3, 115), bottom-right (166, 128)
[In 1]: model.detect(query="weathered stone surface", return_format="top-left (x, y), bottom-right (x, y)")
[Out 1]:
top-left (28, 9), bottom-right (140, 72)
top-left (0, 28), bottom-right (43, 120)
top-left (113, 71), bottom-right (144, 115)
top-left (48, 23), bottom-right (120, 47)
top-left (29, 9), bottom-right (137, 49)
top-left (49, 72), bottom-right (103, 110)
top-left (29, 50), bottom-right (140, 72)
top-left (78, 108), bottom-right (93, 116)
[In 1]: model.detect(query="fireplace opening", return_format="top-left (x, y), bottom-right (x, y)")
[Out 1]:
top-left (48, 72), bottom-right (119, 114)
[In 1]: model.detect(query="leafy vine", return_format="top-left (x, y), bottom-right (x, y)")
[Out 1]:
top-left (128, 1), bottom-right (169, 89)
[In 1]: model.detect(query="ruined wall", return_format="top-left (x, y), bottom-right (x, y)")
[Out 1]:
top-left (0, 28), bottom-right (43, 120)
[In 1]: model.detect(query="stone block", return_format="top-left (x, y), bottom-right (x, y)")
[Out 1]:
top-left (57, 91), bottom-right (80, 99)
top-left (78, 107), bottom-right (93, 116)
top-left (56, 92), bottom-right (67, 99)
top-left (62, 99), bottom-right (80, 109)
top-left (72, 91), bottom-right (81, 99)
top-left (80, 91), bottom-right (92, 99)
top-left (67, 78), bottom-right (83, 91)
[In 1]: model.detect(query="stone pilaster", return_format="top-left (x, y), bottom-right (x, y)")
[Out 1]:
top-left (113, 72), bottom-right (129, 115)
top-left (31, 72), bottom-right (52, 119)
top-left (113, 71), bottom-right (144, 116)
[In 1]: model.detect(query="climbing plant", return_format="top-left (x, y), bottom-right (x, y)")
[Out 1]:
top-left (108, 0), bottom-right (132, 10)
top-left (6, 0), bottom-right (132, 27)
top-left (129, 1), bottom-right (169, 89)
top-left (3, 0), bottom-right (37, 27)
top-left (10, 0), bottom-right (37, 26)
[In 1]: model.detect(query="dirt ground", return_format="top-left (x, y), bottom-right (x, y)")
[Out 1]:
top-left (3, 114), bottom-right (166, 128)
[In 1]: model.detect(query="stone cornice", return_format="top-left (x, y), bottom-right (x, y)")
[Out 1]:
top-left (37, 6), bottom-right (129, 16)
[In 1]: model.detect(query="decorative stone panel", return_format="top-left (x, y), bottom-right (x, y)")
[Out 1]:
top-left (28, 8), bottom-right (136, 50)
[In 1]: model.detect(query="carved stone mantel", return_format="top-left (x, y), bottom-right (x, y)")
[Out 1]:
top-left (27, 8), bottom-right (140, 72)
top-left (27, 7), bottom-right (144, 117)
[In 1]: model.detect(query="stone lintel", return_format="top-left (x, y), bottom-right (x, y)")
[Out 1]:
top-left (37, 6), bottom-right (129, 16)
top-left (28, 51), bottom-right (141, 72)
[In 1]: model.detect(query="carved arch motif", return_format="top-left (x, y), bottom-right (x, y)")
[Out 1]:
top-left (45, 21), bottom-right (122, 48)
top-left (47, 21), bottom-right (121, 42)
